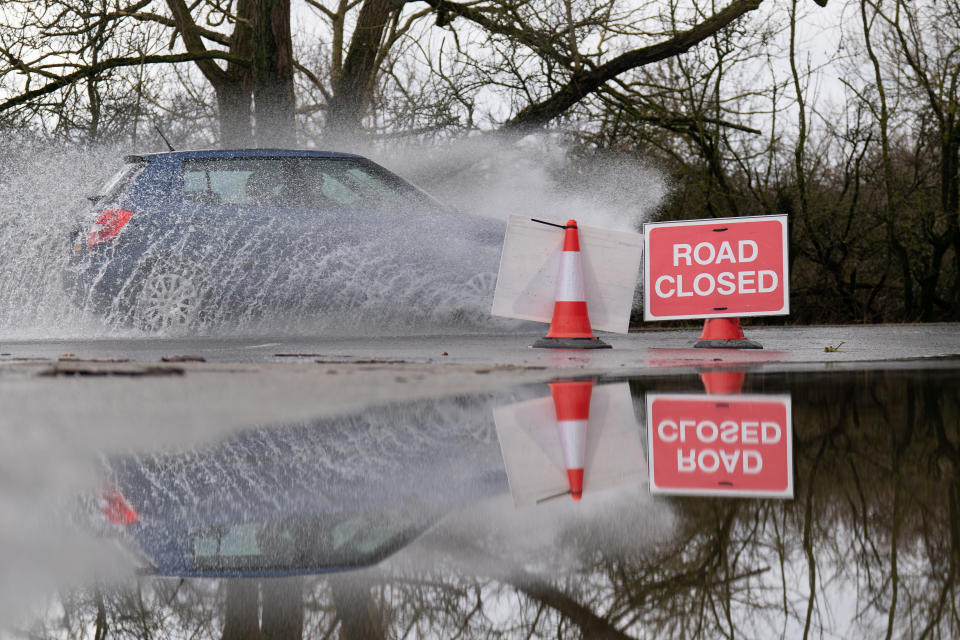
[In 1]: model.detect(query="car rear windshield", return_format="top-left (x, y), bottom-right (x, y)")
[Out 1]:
top-left (94, 160), bottom-right (146, 201)
top-left (181, 157), bottom-right (437, 211)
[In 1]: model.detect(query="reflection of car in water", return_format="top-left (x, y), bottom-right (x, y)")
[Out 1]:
top-left (188, 514), bottom-right (415, 574)
top-left (64, 149), bottom-right (504, 331)
top-left (96, 396), bottom-right (508, 577)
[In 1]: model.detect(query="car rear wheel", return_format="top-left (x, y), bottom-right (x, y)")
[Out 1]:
top-left (129, 262), bottom-right (207, 333)
top-left (424, 271), bottom-right (498, 325)
top-left (463, 272), bottom-right (498, 299)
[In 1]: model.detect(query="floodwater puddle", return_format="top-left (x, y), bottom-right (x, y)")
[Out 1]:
top-left (8, 366), bottom-right (960, 639)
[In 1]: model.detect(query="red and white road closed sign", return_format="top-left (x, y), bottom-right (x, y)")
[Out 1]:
top-left (643, 215), bottom-right (789, 321)
top-left (646, 393), bottom-right (793, 498)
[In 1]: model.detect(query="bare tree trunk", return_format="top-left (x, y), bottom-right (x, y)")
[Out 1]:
top-left (329, 574), bottom-right (385, 640)
top-left (94, 588), bottom-right (108, 640)
top-left (219, 0), bottom-right (255, 147)
top-left (261, 578), bottom-right (304, 640)
top-left (253, 0), bottom-right (296, 147)
top-left (217, 82), bottom-right (253, 148)
top-left (881, 0), bottom-right (960, 319)
top-left (86, 4), bottom-right (110, 143)
top-left (87, 77), bottom-right (101, 143)
top-left (941, 123), bottom-right (960, 317)
top-left (324, 0), bottom-right (396, 142)
top-left (165, 0), bottom-right (254, 147)
top-left (221, 580), bottom-right (262, 640)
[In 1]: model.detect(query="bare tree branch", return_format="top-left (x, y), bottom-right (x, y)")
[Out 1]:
top-left (502, 0), bottom-right (764, 132)
top-left (417, 0), bottom-right (580, 70)
top-left (0, 51), bottom-right (246, 113)
top-left (115, 10), bottom-right (232, 47)
top-left (164, 0), bottom-right (228, 85)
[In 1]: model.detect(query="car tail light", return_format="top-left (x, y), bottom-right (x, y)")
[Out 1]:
top-left (88, 208), bottom-right (134, 247)
top-left (99, 488), bottom-right (139, 525)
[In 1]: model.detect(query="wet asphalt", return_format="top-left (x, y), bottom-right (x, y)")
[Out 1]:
top-left (0, 323), bottom-right (955, 439)
top-left (1, 323), bottom-right (957, 368)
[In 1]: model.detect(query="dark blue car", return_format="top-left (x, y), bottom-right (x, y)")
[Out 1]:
top-left (96, 394), bottom-right (509, 577)
top-left (66, 149), bottom-right (503, 332)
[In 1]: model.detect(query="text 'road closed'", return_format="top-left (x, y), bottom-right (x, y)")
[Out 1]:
top-left (646, 394), bottom-right (794, 498)
top-left (643, 215), bottom-right (789, 321)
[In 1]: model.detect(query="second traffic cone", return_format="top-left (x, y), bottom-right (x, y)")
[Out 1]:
top-left (699, 370), bottom-right (746, 394)
top-left (532, 220), bottom-right (611, 349)
top-left (694, 318), bottom-right (762, 349)
top-left (549, 380), bottom-right (593, 501)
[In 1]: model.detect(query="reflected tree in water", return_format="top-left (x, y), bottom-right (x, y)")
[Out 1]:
top-left (18, 371), bottom-right (960, 639)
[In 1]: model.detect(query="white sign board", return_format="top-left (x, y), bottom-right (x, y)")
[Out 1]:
top-left (493, 383), bottom-right (647, 507)
top-left (491, 215), bottom-right (644, 334)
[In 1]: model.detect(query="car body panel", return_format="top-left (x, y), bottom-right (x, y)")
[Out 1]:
top-left (98, 395), bottom-right (509, 577)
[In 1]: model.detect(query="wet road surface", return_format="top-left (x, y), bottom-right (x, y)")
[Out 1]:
top-left (3, 324), bottom-right (958, 368)
top-left (1, 324), bottom-right (959, 638)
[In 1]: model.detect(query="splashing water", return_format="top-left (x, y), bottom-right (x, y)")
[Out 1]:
top-left (0, 144), bottom-right (115, 337)
top-left (371, 134), bottom-right (667, 232)
top-left (0, 137), bottom-right (666, 338)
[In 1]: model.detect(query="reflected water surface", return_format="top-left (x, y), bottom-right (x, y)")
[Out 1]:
top-left (15, 367), bottom-right (960, 639)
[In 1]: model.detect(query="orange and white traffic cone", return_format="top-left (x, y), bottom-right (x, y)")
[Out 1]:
top-left (694, 318), bottom-right (762, 349)
top-left (532, 219), bottom-right (611, 349)
top-left (549, 380), bottom-right (593, 501)
top-left (699, 370), bottom-right (746, 394)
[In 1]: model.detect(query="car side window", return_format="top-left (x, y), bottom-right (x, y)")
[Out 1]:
top-left (300, 161), bottom-right (409, 210)
top-left (343, 168), bottom-right (395, 199)
top-left (183, 159), bottom-right (291, 206)
top-left (318, 174), bottom-right (359, 206)
top-left (180, 157), bottom-right (430, 211)
top-left (210, 171), bottom-right (249, 203)
top-left (185, 169), bottom-right (264, 205)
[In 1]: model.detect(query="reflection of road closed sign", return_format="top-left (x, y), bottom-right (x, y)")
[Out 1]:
top-left (643, 215), bottom-right (788, 320)
top-left (646, 394), bottom-right (793, 498)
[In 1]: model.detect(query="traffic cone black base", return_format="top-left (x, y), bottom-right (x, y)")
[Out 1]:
top-left (694, 338), bottom-right (763, 350)
top-left (693, 318), bottom-right (763, 349)
top-left (532, 336), bottom-right (612, 349)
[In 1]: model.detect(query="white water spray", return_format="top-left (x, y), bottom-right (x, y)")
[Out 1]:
top-left (0, 136), bottom-right (666, 338)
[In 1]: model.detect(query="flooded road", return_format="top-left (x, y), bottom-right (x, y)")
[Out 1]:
top-left (1, 326), bottom-right (959, 638)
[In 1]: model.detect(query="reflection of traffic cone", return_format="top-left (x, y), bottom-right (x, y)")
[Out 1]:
top-left (699, 370), bottom-right (746, 394)
top-left (549, 380), bottom-right (593, 501)
top-left (694, 318), bottom-right (762, 349)
top-left (532, 220), bottom-right (611, 349)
